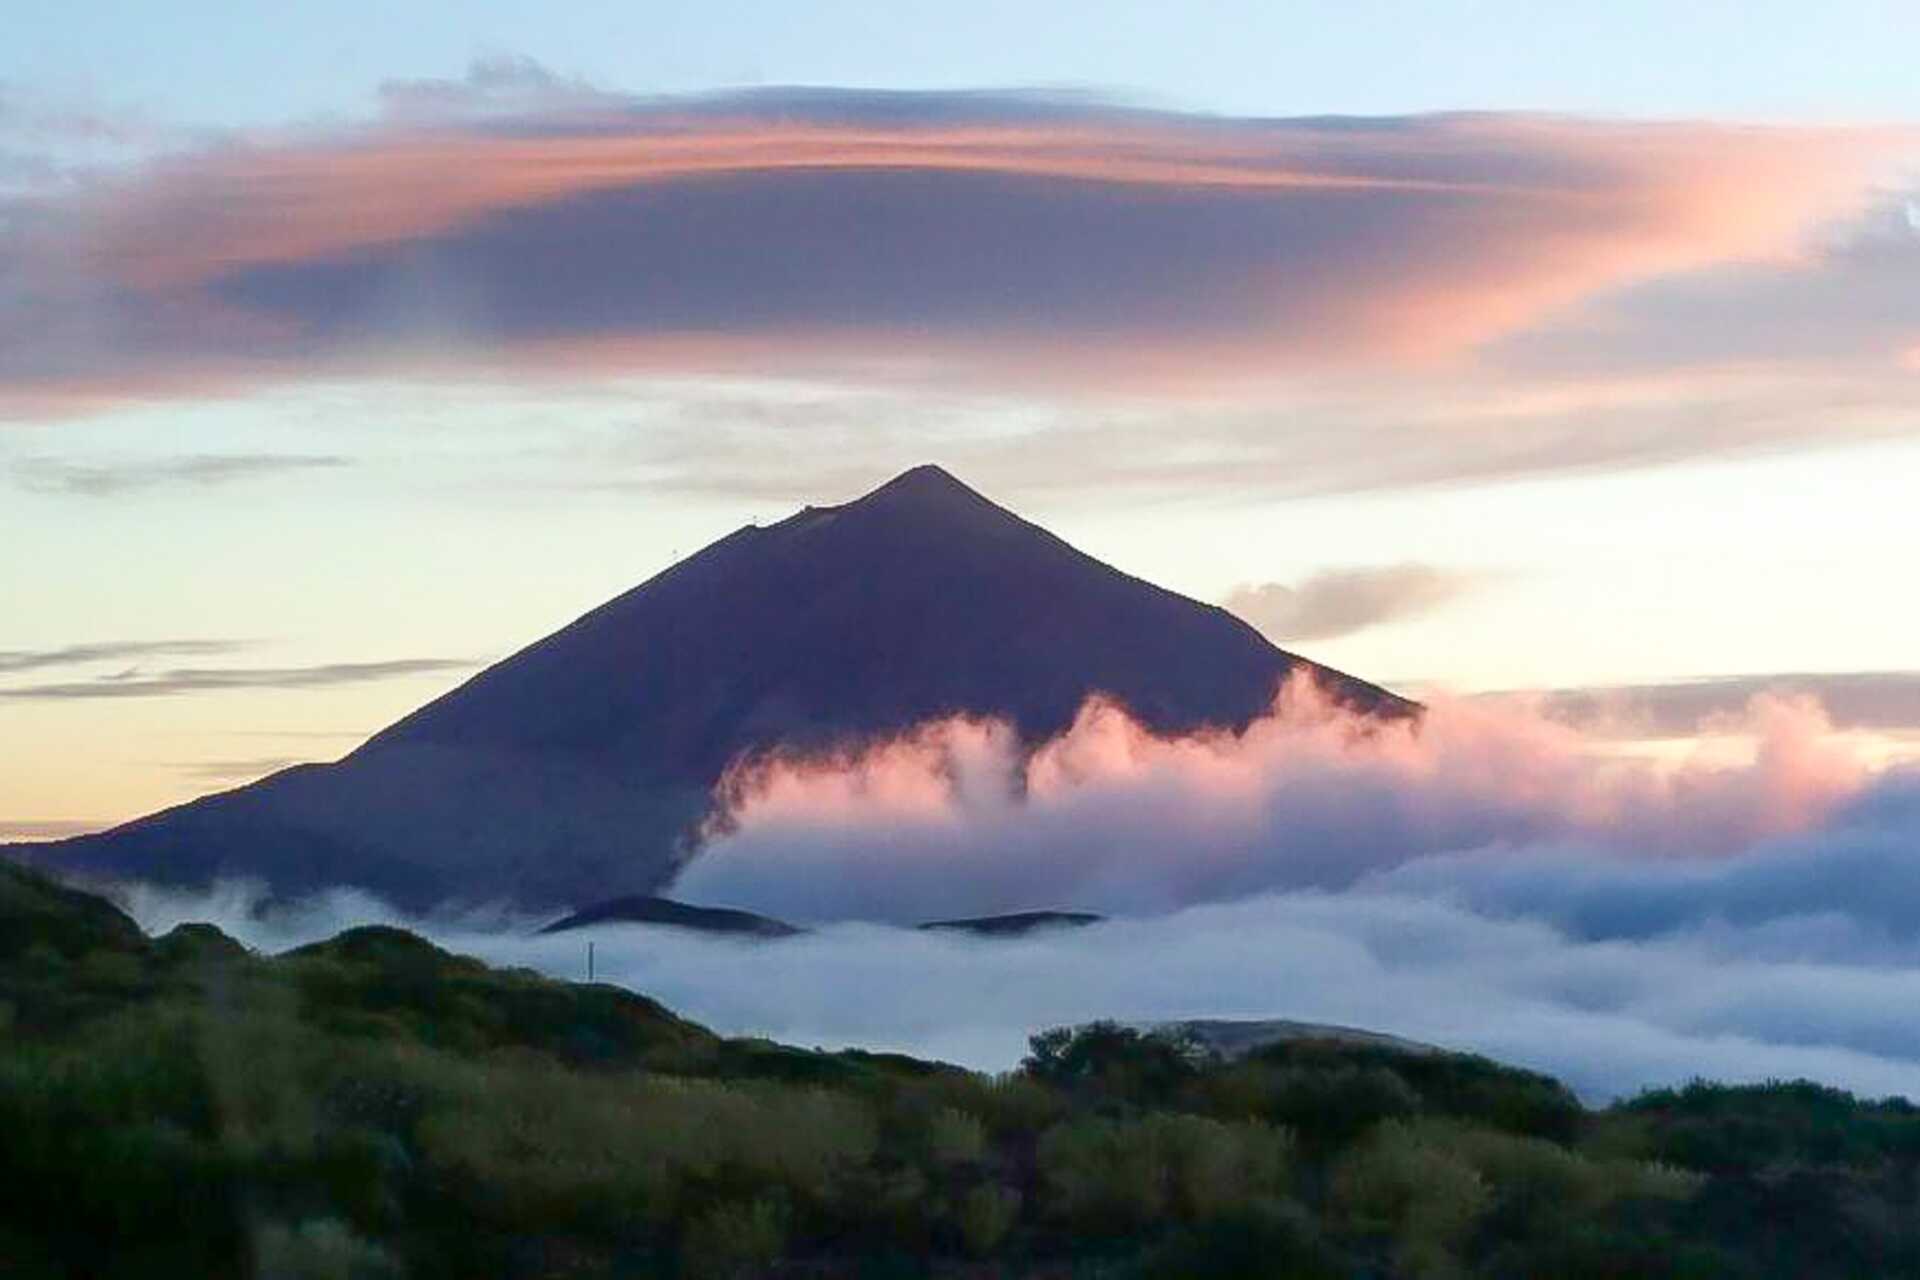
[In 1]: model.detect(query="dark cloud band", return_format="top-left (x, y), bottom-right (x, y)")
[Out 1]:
top-left (1520, 672), bottom-right (1920, 736)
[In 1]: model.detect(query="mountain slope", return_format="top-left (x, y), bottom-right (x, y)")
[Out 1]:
top-left (8, 465), bottom-right (1413, 909)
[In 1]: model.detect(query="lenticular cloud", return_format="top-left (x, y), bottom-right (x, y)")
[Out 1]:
top-left (672, 676), bottom-right (1872, 923)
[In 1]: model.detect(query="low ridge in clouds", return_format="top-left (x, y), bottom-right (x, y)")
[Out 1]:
top-left (1224, 563), bottom-right (1484, 643)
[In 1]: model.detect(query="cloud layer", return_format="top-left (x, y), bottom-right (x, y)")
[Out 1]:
top-left (93, 675), bottom-right (1920, 1105)
top-left (12, 453), bottom-right (349, 497)
top-left (119, 866), bottom-right (1920, 1106)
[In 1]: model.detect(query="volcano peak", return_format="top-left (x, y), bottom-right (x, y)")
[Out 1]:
top-left (16, 465), bottom-right (1415, 910)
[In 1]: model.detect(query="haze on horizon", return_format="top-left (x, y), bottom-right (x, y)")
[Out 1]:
top-left (4, 2), bottom-right (1920, 832)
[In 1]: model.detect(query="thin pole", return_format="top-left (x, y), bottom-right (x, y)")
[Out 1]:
top-left (587, 940), bottom-right (595, 983)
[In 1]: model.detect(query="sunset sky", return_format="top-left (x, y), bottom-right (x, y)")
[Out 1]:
top-left (5, 1), bottom-right (1920, 832)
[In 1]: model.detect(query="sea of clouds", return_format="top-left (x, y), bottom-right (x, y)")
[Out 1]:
top-left (120, 679), bottom-right (1920, 1104)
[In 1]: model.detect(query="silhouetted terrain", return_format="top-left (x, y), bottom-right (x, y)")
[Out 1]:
top-left (7, 855), bottom-right (1920, 1278)
top-left (8, 465), bottom-right (1412, 911)
top-left (1149, 1018), bottom-right (1446, 1059)
top-left (539, 895), bottom-right (802, 938)
top-left (918, 910), bottom-right (1106, 936)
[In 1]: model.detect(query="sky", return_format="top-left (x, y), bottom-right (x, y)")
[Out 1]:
top-left (3, 2), bottom-right (1920, 834)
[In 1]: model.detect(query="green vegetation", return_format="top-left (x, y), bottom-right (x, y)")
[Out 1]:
top-left (5, 856), bottom-right (1920, 1277)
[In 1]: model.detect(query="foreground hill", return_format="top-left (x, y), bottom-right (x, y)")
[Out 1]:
top-left (6, 857), bottom-right (1920, 1278)
top-left (9, 465), bottom-right (1413, 911)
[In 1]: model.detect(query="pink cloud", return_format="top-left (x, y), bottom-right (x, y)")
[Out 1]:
top-left (676, 676), bottom-right (1873, 921)
top-left (5, 91), bottom-right (1911, 418)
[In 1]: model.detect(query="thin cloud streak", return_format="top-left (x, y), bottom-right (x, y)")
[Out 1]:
top-left (0, 819), bottom-right (109, 841)
top-left (0, 638), bottom-right (249, 675)
top-left (168, 756), bottom-right (315, 783)
top-left (0, 658), bottom-right (475, 700)
top-left (13, 453), bottom-right (349, 496)
top-left (1224, 564), bottom-right (1487, 643)
top-left (545, 363), bottom-right (1920, 505)
top-left (1517, 671), bottom-right (1920, 736)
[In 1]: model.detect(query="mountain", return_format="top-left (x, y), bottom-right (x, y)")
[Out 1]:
top-left (7, 465), bottom-right (1414, 910)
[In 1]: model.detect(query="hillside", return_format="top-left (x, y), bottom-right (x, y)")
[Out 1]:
top-left (6, 857), bottom-right (1919, 1278)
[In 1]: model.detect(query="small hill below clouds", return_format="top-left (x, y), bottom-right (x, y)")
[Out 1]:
top-left (919, 910), bottom-right (1106, 936)
top-left (538, 895), bottom-right (802, 938)
top-left (10, 465), bottom-right (1414, 911)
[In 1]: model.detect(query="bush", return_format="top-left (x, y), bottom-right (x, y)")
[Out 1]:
top-left (1331, 1121), bottom-right (1490, 1279)
top-left (1037, 1113), bottom-right (1293, 1234)
top-left (1614, 1078), bottom-right (1920, 1174)
top-left (415, 1054), bottom-right (879, 1234)
top-left (1023, 1023), bottom-right (1206, 1104)
top-left (958, 1184), bottom-right (1021, 1257)
top-left (1134, 1199), bottom-right (1346, 1280)
top-left (680, 1197), bottom-right (787, 1279)
top-left (253, 1217), bottom-right (400, 1280)
top-left (922, 1105), bottom-right (988, 1168)
top-left (1246, 1041), bottom-right (1584, 1144)
top-left (1261, 1063), bottom-right (1422, 1154)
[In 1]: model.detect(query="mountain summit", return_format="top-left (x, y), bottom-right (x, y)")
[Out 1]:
top-left (11, 466), bottom-right (1413, 909)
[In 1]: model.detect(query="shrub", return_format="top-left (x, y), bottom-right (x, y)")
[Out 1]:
top-left (958, 1183), bottom-right (1021, 1257)
top-left (978, 1072), bottom-right (1066, 1136)
top-left (1157, 1114), bottom-right (1294, 1221)
top-left (680, 1197), bottom-right (787, 1279)
top-left (415, 1055), bottom-right (880, 1234)
top-left (922, 1105), bottom-right (988, 1168)
top-left (198, 1000), bottom-right (323, 1163)
top-left (1246, 1041), bottom-right (1584, 1144)
top-left (0, 1039), bottom-right (242, 1275)
top-left (1037, 1113), bottom-right (1293, 1233)
top-left (1331, 1121), bottom-right (1490, 1279)
top-left (1038, 1116), bottom-right (1166, 1232)
top-left (1135, 1198), bottom-right (1347, 1280)
top-left (253, 1217), bottom-right (400, 1280)
top-left (1262, 1063), bottom-right (1421, 1155)
top-left (1614, 1078), bottom-right (1920, 1174)
top-left (1023, 1023), bottom-right (1206, 1105)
